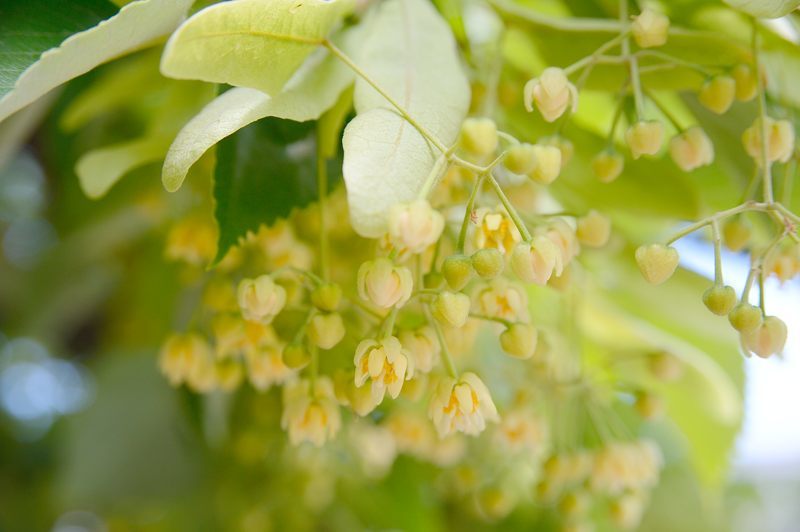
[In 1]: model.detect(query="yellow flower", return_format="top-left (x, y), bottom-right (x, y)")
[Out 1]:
top-left (159, 333), bottom-right (211, 387)
top-left (245, 344), bottom-right (295, 391)
top-left (164, 216), bottom-right (216, 266)
top-left (471, 207), bottom-right (522, 256)
top-left (545, 219), bottom-right (580, 273)
top-left (387, 199), bottom-right (445, 255)
top-left (237, 275), bottom-right (286, 324)
top-left (743, 116), bottom-right (795, 164)
top-left (354, 336), bottom-right (414, 403)
top-left (357, 258), bottom-right (413, 308)
top-left (590, 440), bottom-right (662, 495)
top-left (428, 372), bottom-right (498, 437)
top-left (472, 278), bottom-right (529, 323)
top-left (669, 126), bottom-right (714, 171)
top-left (281, 377), bottom-right (341, 447)
top-left (211, 313), bottom-right (247, 359)
top-left (494, 409), bottom-right (548, 455)
top-left (524, 67), bottom-right (578, 122)
top-left (625, 120), bottom-right (664, 159)
top-left (510, 237), bottom-right (559, 285)
top-left (631, 8), bottom-right (669, 48)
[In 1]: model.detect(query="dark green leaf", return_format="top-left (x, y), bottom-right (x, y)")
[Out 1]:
top-left (213, 117), bottom-right (340, 262)
top-left (0, 0), bottom-right (117, 98)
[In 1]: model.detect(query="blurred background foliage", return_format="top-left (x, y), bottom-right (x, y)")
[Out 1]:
top-left (0, 0), bottom-right (799, 530)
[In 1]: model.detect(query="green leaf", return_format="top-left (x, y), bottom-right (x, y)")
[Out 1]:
top-left (724, 0), bottom-right (800, 18)
top-left (213, 118), bottom-right (338, 262)
top-left (162, 27), bottom-right (358, 192)
top-left (0, 0), bottom-right (195, 123)
top-left (76, 137), bottom-right (165, 199)
top-left (342, 0), bottom-right (470, 237)
top-left (0, 0), bottom-right (116, 98)
top-left (160, 0), bottom-right (353, 96)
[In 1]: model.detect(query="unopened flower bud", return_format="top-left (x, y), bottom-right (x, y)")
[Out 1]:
top-left (625, 120), bottom-right (664, 159)
top-left (742, 117), bottom-right (795, 164)
top-left (311, 282), bottom-right (342, 312)
top-left (433, 291), bottom-right (471, 328)
top-left (576, 210), bottom-right (611, 248)
top-left (388, 199), bottom-right (444, 254)
top-left (460, 118), bottom-right (498, 156)
top-left (635, 244), bottom-right (679, 285)
top-left (669, 126), bottom-right (714, 171)
top-left (542, 135), bottom-right (574, 168)
top-left (471, 248), bottom-right (505, 279)
top-left (634, 391), bottom-right (664, 420)
top-left (283, 342), bottom-right (311, 369)
top-left (308, 312), bottom-right (345, 349)
top-left (592, 150), bottom-right (624, 183)
top-left (511, 237), bottom-right (559, 285)
top-left (504, 143), bottom-right (538, 175)
top-left (702, 284), bottom-right (737, 316)
top-left (728, 302), bottom-right (763, 333)
top-left (500, 323), bottom-right (538, 359)
top-left (528, 145), bottom-right (562, 184)
top-left (698, 75), bottom-right (736, 114)
top-left (722, 217), bottom-right (751, 252)
top-left (732, 64), bottom-right (758, 102)
top-left (443, 254), bottom-right (475, 291)
top-left (424, 271), bottom-right (444, 289)
top-left (742, 316), bottom-right (787, 358)
top-left (237, 275), bottom-right (286, 324)
top-left (524, 67), bottom-right (578, 122)
top-left (631, 8), bottom-right (669, 48)
top-left (357, 258), bottom-right (413, 308)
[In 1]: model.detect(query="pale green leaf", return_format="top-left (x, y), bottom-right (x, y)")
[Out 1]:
top-left (76, 137), bottom-right (166, 199)
top-left (343, 0), bottom-right (470, 237)
top-left (162, 39), bottom-right (355, 192)
top-left (0, 0), bottom-right (194, 123)
top-left (724, 0), bottom-right (800, 18)
top-left (160, 0), bottom-right (353, 96)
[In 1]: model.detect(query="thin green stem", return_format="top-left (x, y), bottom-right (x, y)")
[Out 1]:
top-left (711, 219), bottom-right (723, 284)
top-left (324, 40), bottom-right (448, 154)
top-left (563, 32), bottom-right (629, 76)
top-left (752, 19), bottom-right (774, 203)
top-left (486, 173), bottom-right (532, 241)
top-left (470, 313), bottom-right (513, 327)
top-left (635, 50), bottom-right (718, 77)
top-left (665, 201), bottom-right (771, 245)
top-left (620, 0), bottom-right (644, 120)
top-left (643, 89), bottom-right (685, 133)
top-left (417, 152), bottom-right (451, 200)
top-left (310, 345), bottom-right (319, 390)
top-left (426, 306), bottom-right (458, 378)
top-left (458, 175), bottom-right (484, 252)
top-left (316, 136), bottom-right (330, 281)
top-left (380, 306), bottom-right (400, 338)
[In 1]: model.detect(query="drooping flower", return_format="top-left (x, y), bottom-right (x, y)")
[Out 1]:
top-left (281, 377), bottom-right (341, 447)
top-left (524, 67), bottom-right (578, 122)
top-left (387, 199), bottom-right (445, 255)
top-left (354, 336), bottom-right (414, 403)
top-left (357, 258), bottom-right (413, 308)
top-left (428, 372), bottom-right (499, 437)
top-left (237, 275), bottom-right (286, 324)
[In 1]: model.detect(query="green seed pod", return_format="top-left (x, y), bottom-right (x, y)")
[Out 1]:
top-left (433, 291), bottom-right (471, 328)
top-left (423, 271), bottom-right (444, 290)
top-left (728, 302), bottom-right (763, 333)
top-left (634, 391), bottom-right (664, 420)
top-left (722, 217), bottom-right (751, 252)
top-left (460, 117), bottom-right (498, 157)
top-left (499, 323), bottom-right (538, 359)
top-left (443, 254), bottom-right (475, 290)
top-left (635, 244), bottom-right (679, 285)
top-left (311, 282), bottom-right (342, 312)
top-left (471, 248), bottom-right (504, 279)
top-left (503, 143), bottom-right (538, 175)
top-left (702, 284), bottom-right (737, 316)
top-left (307, 312), bottom-right (345, 349)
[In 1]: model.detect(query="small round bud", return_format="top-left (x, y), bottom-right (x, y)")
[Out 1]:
top-left (634, 391), bottom-right (664, 420)
top-left (471, 248), bottom-right (505, 279)
top-left (357, 258), bottom-right (413, 308)
top-left (307, 312), bottom-right (346, 350)
top-left (649, 351), bottom-right (683, 382)
top-left (732, 64), bottom-right (758, 102)
top-left (625, 120), bottom-right (664, 159)
top-left (698, 75), bottom-right (736, 114)
top-left (631, 8), bottom-right (669, 48)
top-left (728, 302), bottom-right (763, 333)
top-left (635, 244), bottom-right (679, 285)
top-left (503, 143), bottom-right (538, 175)
top-left (558, 491), bottom-right (590, 518)
top-left (237, 275), bottom-right (286, 324)
top-left (592, 150), bottom-right (624, 183)
top-left (722, 217), bottom-right (751, 252)
top-left (460, 117), bottom-right (498, 156)
top-left (742, 117), bottom-right (795, 164)
top-left (541, 135), bottom-right (574, 168)
top-left (669, 126), bottom-right (714, 171)
top-left (283, 343), bottom-right (311, 369)
top-left (311, 283), bottom-right (342, 312)
top-left (702, 284), bottom-right (737, 316)
top-left (742, 316), bottom-right (787, 358)
top-left (443, 254), bottom-right (475, 291)
top-left (388, 199), bottom-right (444, 254)
top-left (576, 210), bottom-right (611, 248)
top-left (523, 67), bottom-right (578, 122)
top-left (510, 237), bottom-right (559, 285)
top-left (433, 291), bottom-right (471, 328)
top-left (500, 323), bottom-right (538, 359)
top-left (528, 145), bottom-right (562, 184)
